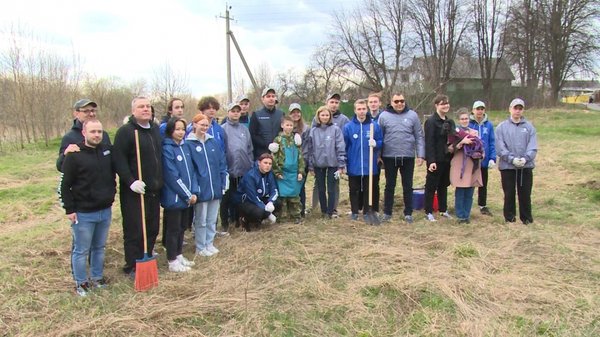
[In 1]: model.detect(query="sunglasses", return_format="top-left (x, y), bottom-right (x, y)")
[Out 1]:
top-left (393, 99), bottom-right (405, 104)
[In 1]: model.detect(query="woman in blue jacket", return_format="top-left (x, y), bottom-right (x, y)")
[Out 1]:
top-left (186, 114), bottom-right (228, 257)
top-left (161, 117), bottom-right (198, 272)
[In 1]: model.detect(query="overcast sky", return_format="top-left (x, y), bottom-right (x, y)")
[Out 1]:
top-left (0, 0), bottom-right (361, 97)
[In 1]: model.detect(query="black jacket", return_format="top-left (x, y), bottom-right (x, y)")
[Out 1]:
top-left (424, 112), bottom-right (455, 165)
top-left (57, 119), bottom-right (111, 172)
top-left (112, 117), bottom-right (163, 193)
top-left (249, 106), bottom-right (283, 159)
top-left (60, 142), bottom-right (116, 214)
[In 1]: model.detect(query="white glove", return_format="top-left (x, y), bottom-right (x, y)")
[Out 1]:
top-left (268, 213), bottom-right (277, 224)
top-left (265, 201), bottom-right (275, 212)
top-left (224, 175), bottom-right (230, 191)
top-left (294, 133), bottom-right (302, 146)
top-left (334, 171), bottom-right (340, 180)
top-left (130, 180), bottom-right (146, 194)
top-left (488, 160), bottom-right (496, 169)
top-left (368, 139), bottom-right (376, 147)
top-left (512, 158), bottom-right (525, 168)
top-left (518, 157), bottom-right (527, 167)
top-left (268, 142), bottom-right (279, 153)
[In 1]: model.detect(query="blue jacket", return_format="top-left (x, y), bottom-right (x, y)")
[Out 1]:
top-left (186, 133), bottom-right (228, 202)
top-left (343, 115), bottom-right (383, 176)
top-left (468, 114), bottom-right (496, 168)
top-left (160, 138), bottom-right (198, 209)
top-left (235, 162), bottom-right (279, 208)
top-left (208, 119), bottom-right (227, 154)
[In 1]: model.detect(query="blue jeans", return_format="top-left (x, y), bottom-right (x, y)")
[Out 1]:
top-left (454, 187), bottom-right (474, 220)
top-left (194, 199), bottom-right (220, 251)
top-left (314, 167), bottom-right (337, 215)
top-left (71, 208), bottom-right (111, 285)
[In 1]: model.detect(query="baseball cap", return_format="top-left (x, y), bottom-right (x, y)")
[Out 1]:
top-left (472, 101), bottom-right (486, 109)
top-left (509, 98), bottom-right (525, 109)
top-left (261, 87), bottom-right (276, 97)
top-left (73, 99), bottom-right (97, 110)
top-left (288, 103), bottom-right (302, 113)
top-left (237, 94), bottom-right (250, 103)
top-left (227, 102), bottom-right (241, 111)
top-left (325, 92), bottom-right (341, 102)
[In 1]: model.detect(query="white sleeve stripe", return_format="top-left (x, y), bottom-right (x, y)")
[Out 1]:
top-left (176, 179), bottom-right (192, 198)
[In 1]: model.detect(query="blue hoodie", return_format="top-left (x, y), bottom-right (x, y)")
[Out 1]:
top-left (468, 113), bottom-right (496, 168)
top-left (160, 137), bottom-right (198, 209)
top-left (185, 133), bottom-right (228, 202)
top-left (343, 115), bottom-right (383, 176)
top-left (234, 162), bottom-right (279, 208)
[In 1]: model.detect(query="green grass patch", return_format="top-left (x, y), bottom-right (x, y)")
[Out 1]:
top-left (454, 242), bottom-right (479, 258)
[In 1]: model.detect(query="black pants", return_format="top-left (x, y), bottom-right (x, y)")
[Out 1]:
top-left (348, 175), bottom-right (380, 214)
top-left (314, 167), bottom-right (337, 215)
top-left (424, 161), bottom-right (450, 214)
top-left (500, 169), bottom-right (533, 223)
top-left (237, 201), bottom-right (270, 229)
top-left (383, 157), bottom-right (415, 216)
top-left (120, 189), bottom-right (160, 272)
top-left (477, 167), bottom-right (489, 207)
top-left (219, 176), bottom-right (241, 231)
top-left (163, 207), bottom-right (193, 261)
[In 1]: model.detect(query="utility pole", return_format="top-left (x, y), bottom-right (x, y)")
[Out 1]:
top-left (219, 5), bottom-right (258, 102)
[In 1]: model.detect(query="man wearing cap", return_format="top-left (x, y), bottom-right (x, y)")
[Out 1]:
top-left (238, 94), bottom-right (251, 128)
top-left (378, 92), bottom-right (425, 223)
top-left (249, 87), bottom-right (284, 159)
top-left (495, 98), bottom-right (537, 224)
top-left (57, 99), bottom-right (111, 172)
top-left (220, 102), bottom-right (254, 232)
top-left (468, 100), bottom-right (496, 216)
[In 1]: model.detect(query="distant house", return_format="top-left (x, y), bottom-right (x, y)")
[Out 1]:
top-left (560, 80), bottom-right (600, 103)
top-left (400, 56), bottom-right (515, 91)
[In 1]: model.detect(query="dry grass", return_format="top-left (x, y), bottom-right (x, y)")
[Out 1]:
top-left (0, 108), bottom-right (599, 336)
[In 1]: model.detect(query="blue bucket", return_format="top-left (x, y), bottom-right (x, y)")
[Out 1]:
top-left (412, 188), bottom-right (425, 210)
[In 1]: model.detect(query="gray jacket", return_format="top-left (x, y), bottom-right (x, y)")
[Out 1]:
top-left (495, 117), bottom-right (537, 170)
top-left (378, 107), bottom-right (425, 158)
top-left (305, 123), bottom-right (346, 170)
top-left (222, 119), bottom-right (254, 178)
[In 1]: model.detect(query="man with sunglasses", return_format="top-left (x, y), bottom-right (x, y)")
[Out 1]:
top-left (57, 99), bottom-right (111, 172)
top-left (495, 98), bottom-right (537, 224)
top-left (378, 92), bottom-right (425, 223)
top-left (468, 101), bottom-right (496, 216)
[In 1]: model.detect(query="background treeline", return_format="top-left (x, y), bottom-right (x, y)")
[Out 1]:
top-left (1, 0), bottom-right (598, 150)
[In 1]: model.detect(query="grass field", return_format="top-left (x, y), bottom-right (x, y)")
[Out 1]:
top-left (0, 108), bottom-right (598, 336)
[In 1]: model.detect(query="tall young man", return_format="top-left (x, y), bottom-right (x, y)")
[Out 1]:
top-left (468, 100), bottom-right (496, 216)
top-left (249, 87), bottom-right (284, 159)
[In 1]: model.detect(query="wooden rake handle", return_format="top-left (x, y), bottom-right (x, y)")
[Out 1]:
top-left (134, 130), bottom-right (149, 256)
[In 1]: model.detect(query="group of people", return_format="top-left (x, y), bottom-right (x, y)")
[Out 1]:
top-left (57, 89), bottom-right (537, 296)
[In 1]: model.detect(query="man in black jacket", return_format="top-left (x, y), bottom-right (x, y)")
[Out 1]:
top-left (61, 119), bottom-right (116, 296)
top-left (112, 96), bottom-right (163, 277)
top-left (249, 87), bottom-right (284, 159)
top-left (56, 99), bottom-right (111, 172)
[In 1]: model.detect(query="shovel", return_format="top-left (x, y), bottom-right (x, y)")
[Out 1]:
top-left (133, 129), bottom-right (159, 292)
top-left (365, 122), bottom-right (381, 226)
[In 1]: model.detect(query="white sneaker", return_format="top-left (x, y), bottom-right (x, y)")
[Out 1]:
top-left (177, 254), bottom-right (195, 267)
top-left (206, 245), bottom-right (219, 255)
top-left (216, 231), bottom-right (230, 237)
top-left (196, 249), bottom-right (214, 257)
top-left (440, 211), bottom-right (453, 219)
top-left (268, 214), bottom-right (277, 224)
top-left (426, 213), bottom-right (437, 222)
top-left (168, 260), bottom-right (190, 272)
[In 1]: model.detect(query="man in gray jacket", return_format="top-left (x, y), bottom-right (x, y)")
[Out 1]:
top-left (378, 92), bottom-right (425, 223)
top-left (220, 102), bottom-right (254, 231)
top-left (495, 98), bottom-right (537, 224)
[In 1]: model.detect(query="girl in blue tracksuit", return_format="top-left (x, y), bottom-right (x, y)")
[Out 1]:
top-left (234, 153), bottom-right (279, 231)
top-left (186, 113), bottom-right (228, 257)
top-left (343, 100), bottom-right (383, 220)
top-left (161, 117), bottom-right (198, 272)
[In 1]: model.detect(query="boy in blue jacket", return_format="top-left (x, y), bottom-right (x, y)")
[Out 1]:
top-left (161, 117), bottom-right (198, 272)
top-left (343, 99), bottom-right (383, 221)
top-left (468, 100), bottom-right (496, 216)
top-left (235, 153), bottom-right (279, 231)
top-left (271, 116), bottom-right (305, 223)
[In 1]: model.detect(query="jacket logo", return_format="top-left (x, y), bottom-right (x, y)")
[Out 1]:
top-left (196, 146), bottom-right (202, 152)
top-left (103, 150), bottom-right (110, 156)
top-left (257, 188), bottom-right (263, 194)
top-left (353, 134), bottom-right (358, 139)
top-left (177, 155), bottom-right (183, 161)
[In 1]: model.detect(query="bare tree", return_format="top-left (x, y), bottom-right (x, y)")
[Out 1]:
top-left (150, 62), bottom-right (189, 118)
top-left (539, 0), bottom-right (600, 104)
top-left (472, 0), bottom-right (509, 104)
top-left (408, 0), bottom-right (470, 93)
top-left (330, 0), bottom-right (407, 96)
